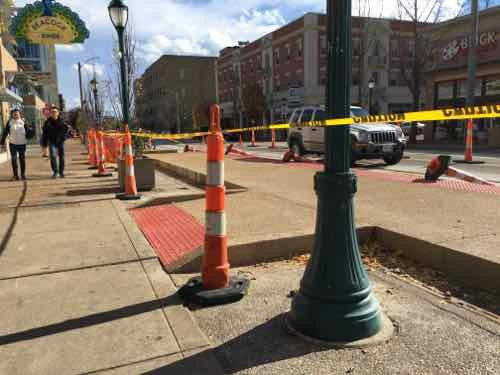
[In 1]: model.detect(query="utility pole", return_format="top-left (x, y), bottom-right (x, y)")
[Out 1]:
top-left (466, 0), bottom-right (479, 106)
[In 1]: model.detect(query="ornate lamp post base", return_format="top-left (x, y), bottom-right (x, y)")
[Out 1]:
top-left (287, 171), bottom-right (394, 344)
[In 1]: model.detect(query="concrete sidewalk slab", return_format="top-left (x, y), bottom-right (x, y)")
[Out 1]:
top-left (0, 262), bottom-right (180, 375)
top-left (170, 263), bottom-right (500, 374)
top-left (0, 141), bottom-right (222, 374)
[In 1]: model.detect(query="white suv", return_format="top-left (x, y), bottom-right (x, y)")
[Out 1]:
top-left (287, 106), bottom-right (406, 165)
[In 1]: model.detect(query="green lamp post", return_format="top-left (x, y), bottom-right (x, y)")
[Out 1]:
top-left (287, 0), bottom-right (386, 343)
top-left (108, 0), bottom-right (130, 126)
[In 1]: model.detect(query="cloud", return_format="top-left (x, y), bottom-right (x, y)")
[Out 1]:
top-left (73, 62), bottom-right (105, 77)
top-left (56, 44), bottom-right (85, 53)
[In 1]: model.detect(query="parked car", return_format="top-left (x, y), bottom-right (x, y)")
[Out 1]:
top-left (287, 106), bottom-right (406, 165)
top-left (400, 121), bottom-right (426, 142)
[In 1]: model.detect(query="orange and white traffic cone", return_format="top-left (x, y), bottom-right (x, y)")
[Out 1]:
top-left (424, 155), bottom-right (451, 181)
top-left (270, 129), bottom-right (276, 148)
top-left (445, 166), bottom-right (494, 186)
top-left (92, 130), bottom-right (113, 177)
top-left (87, 128), bottom-right (98, 169)
top-left (455, 119), bottom-right (484, 164)
top-left (116, 125), bottom-right (142, 200)
top-left (178, 104), bottom-right (249, 306)
top-left (249, 129), bottom-right (257, 147)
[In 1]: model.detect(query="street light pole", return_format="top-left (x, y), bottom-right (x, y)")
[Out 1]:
top-left (90, 76), bottom-right (100, 126)
top-left (108, 0), bottom-right (130, 127)
top-left (287, 0), bottom-right (384, 343)
top-left (117, 27), bottom-right (130, 126)
top-left (368, 78), bottom-right (375, 115)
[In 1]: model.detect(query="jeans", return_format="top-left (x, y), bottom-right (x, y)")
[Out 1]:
top-left (49, 142), bottom-right (65, 175)
top-left (9, 143), bottom-right (26, 178)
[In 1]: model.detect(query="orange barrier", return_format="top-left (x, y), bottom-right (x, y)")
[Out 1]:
top-left (282, 150), bottom-right (318, 163)
top-left (92, 130), bottom-right (113, 178)
top-left (424, 155), bottom-right (451, 181)
top-left (116, 125), bottom-right (142, 200)
top-left (455, 119), bottom-right (485, 164)
top-left (445, 166), bottom-right (494, 186)
top-left (87, 129), bottom-right (98, 169)
top-left (225, 144), bottom-right (253, 156)
top-left (249, 129), bottom-right (257, 147)
top-left (202, 104), bottom-right (229, 290)
top-left (103, 134), bottom-right (122, 163)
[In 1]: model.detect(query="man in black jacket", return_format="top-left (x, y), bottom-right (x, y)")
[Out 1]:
top-left (42, 106), bottom-right (69, 178)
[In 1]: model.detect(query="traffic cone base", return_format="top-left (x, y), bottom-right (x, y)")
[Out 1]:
top-left (453, 159), bottom-right (485, 165)
top-left (178, 275), bottom-right (250, 307)
top-left (116, 192), bottom-right (142, 200)
top-left (93, 171), bottom-right (113, 178)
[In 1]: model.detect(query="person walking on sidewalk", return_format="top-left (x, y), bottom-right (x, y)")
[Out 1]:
top-left (42, 106), bottom-right (70, 178)
top-left (0, 109), bottom-right (35, 180)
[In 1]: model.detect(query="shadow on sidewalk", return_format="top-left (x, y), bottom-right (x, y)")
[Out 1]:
top-left (65, 186), bottom-right (120, 196)
top-left (0, 181), bottom-right (27, 257)
top-left (0, 294), bottom-right (180, 346)
top-left (143, 314), bottom-right (329, 374)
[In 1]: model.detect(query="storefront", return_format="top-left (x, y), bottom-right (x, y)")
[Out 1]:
top-left (425, 6), bottom-right (500, 145)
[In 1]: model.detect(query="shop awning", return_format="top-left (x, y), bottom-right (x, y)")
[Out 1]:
top-left (0, 88), bottom-right (23, 104)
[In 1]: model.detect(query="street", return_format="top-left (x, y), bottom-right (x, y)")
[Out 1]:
top-left (214, 141), bottom-right (500, 184)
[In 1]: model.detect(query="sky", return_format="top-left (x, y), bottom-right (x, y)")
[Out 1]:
top-left (13, 0), bottom-right (473, 112)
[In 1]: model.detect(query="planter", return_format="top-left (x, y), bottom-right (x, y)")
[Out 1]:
top-left (118, 157), bottom-right (156, 192)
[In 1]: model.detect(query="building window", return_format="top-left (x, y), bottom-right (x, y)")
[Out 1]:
top-left (458, 79), bottom-right (482, 97)
top-left (352, 74), bottom-right (360, 86)
top-left (275, 49), bottom-right (280, 65)
top-left (437, 81), bottom-right (454, 100)
top-left (179, 69), bottom-right (185, 79)
top-left (408, 40), bottom-right (415, 58)
top-left (297, 39), bottom-right (303, 58)
top-left (286, 44), bottom-right (291, 61)
top-left (485, 77), bottom-right (500, 95)
top-left (320, 35), bottom-right (327, 56)
top-left (390, 39), bottom-right (399, 57)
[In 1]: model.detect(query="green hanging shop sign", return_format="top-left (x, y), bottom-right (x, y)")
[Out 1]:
top-left (10, 0), bottom-right (90, 45)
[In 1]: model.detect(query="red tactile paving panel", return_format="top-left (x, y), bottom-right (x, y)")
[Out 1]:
top-left (131, 204), bottom-right (205, 268)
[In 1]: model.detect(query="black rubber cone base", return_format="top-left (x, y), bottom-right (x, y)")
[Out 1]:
top-left (454, 159), bottom-right (485, 164)
top-left (88, 166), bottom-right (98, 170)
top-left (179, 276), bottom-right (250, 307)
top-left (116, 192), bottom-right (142, 200)
top-left (92, 172), bottom-right (113, 177)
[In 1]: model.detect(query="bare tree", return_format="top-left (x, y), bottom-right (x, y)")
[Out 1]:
top-left (395, 0), bottom-right (444, 143)
top-left (242, 83), bottom-right (266, 125)
top-left (353, 0), bottom-right (385, 108)
top-left (106, 22), bottom-right (138, 126)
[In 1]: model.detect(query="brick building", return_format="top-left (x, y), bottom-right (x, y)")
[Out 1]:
top-left (136, 55), bottom-right (217, 133)
top-left (217, 13), bottom-right (416, 128)
top-left (424, 6), bottom-right (500, 145)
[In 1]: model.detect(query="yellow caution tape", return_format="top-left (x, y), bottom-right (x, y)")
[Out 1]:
top-left (104, 104), bottom-right (500, 141)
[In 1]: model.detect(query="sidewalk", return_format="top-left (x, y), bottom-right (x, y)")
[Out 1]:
top-left (0, 140), bottom-right (222, 374)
